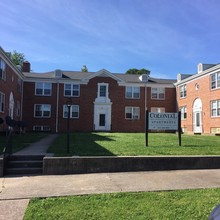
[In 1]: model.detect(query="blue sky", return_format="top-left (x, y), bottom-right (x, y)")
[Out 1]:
top-left (1, 0), bottom-right (220, 79)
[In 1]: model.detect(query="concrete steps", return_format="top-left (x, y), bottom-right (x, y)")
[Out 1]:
top-left (5, 155), bottom-right (44, 175)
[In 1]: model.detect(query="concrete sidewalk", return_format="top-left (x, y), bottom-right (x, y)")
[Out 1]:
top-left (1, 169), bottom-right (220, 219)
top-left (1, 134), bottom-right (220, 219)
top-left (13, 134), bottom-right (58, 155)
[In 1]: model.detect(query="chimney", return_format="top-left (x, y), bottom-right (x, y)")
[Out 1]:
top-left (22, 61), bottom-right (31, 72)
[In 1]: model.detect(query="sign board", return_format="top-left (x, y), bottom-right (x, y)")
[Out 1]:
top-left (148, 112), bottom-right (178, 130)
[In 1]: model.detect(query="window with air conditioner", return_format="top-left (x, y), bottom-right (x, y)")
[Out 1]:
top-left (125, 107), bottom-right (140, 120)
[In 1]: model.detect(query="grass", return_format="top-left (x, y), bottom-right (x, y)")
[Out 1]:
top-left (24, 188), bottom-right (220, 220)
top-left (0, 132), bottom-right (48, 154)
top-left (47, 132), bottom-right (220, 156)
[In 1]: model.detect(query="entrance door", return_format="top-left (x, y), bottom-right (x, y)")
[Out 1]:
top-left (99, 114), bottom-right (106, 127)
top-left (94, 105), bottom-right (111, 131)
top-left (193, 98), bottom-right (202, 133)
top-left (193, 111), bottom-right (202, 133)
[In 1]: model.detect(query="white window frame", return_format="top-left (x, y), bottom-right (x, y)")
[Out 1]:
top-left (211, 100), bottom-right (220, 117)
top-left (64, 84), bottom-right (80, 97)
top-left (17, 78), bottom-right (22, 93)
top-left (151, 87), bottom-right (165, 100)
top-left (63, 105), bottom-right (79, 118)
top-left (98, 83), bottom-right (108, 98)
top-left (210, 72), bottom-right (220, 90)
top-left (0, 59), bottom-right (6, 81)
top-left (35, 82), bottom-right (52, 96)
top-left (16, 101), bottom-right (21, 116)
top-left (34, 104), bottom-right (51, 118)
top-left (125, 86), bottom-right (140, 99)
top-left (125, 107), bottom-right (140, 120)
top-left (180, 85), bottom-right (187, 98)
top-left (180, 106), bottom-right (187, 120)
top-left (0, 91), bottom-right (5, 113)
top-left (33, 125), bottom-right (51, 131)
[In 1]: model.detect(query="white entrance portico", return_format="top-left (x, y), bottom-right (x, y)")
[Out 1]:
top-left (94, 82), bottom-right (112, 131)
top-left (193, 98), bottom-right (203, 133)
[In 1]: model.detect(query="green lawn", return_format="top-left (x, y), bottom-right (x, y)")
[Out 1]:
top-left (24, 188), bottom-right (220, 220)
top-left (0, 132), bottom-right (47, 154)
top-left (48, 132), bottom-right (220, 156)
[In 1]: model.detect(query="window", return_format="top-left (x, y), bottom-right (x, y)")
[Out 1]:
top-left (180, 85), bottom-right (187, 98)
top-left (34, 104), bottom-right (51, 118)
top-left (211, 72), bottom-right (220, 89)
top-left (99, 85), bottom-right (107, 97)
top-left (0, 91), bottom-right (5, 112)
top-left (17, 78), bottom-right (22, 93)
top-left (35, 82), bottom-right (52, 96)
top-left (63, 105), bottom-right (79, 118)
top-left (16, 101), bottom-right (21, 116)
top-left (125, 107), bottom-right (140, 120)
top-left (180, 106), bottom-right (187, 120)
top-left (0, 59), bottom-right (6, 81)
top-left (64, 84), bottom-right (80, 97)
top-left (211, 100), bottom-right (220, 117)
top-left (151, 88), bottom-right (165, 99)
top-left (126, 86), bottom-right (140, 99)
top-left (33, 126), bottom-right (50, 131)
top-left (151, 107), bottom-right (165, 113)
top-left (97, 83), bottom-right (108, 98)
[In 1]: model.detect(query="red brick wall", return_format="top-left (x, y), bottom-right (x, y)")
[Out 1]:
top-left (0, 63), bottom-right (23, 131)
top-left (177, 74), bottom-right (220, 134)
top-left (23, 76), bottom-right (177, 133)
top-left (22, 82), bottom-right (57, 132)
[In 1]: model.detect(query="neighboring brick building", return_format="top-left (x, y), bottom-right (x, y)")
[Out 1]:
top-left (176, 63), bottom-right (220, 134)
top-left (0, 47), bottom-right (23, 131)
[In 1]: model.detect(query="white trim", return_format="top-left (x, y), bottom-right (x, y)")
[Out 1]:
top-left (82, 69), bottom-right (124, 83)
top-left (35, 82), bottom-right (52, 96)
top-left (175, 64), bottom-right (220, 86)
top-left (64, 83), bottom-right (80, 97)
top-left (34, 104), bottom-right (51, 118)
top-left (0, 91), bottom-right (5, 113)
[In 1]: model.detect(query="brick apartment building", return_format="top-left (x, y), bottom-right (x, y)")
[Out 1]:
top-left (0, 47), bottom-right (177, 133)
top-left (176, 63), bottom-right (220, 134)
top-left (4, 46), bottom-right (220, 134)
top-left (0, 47), bottom-right (23, 131)
top-left (22, 67), bottom-right (176, 132)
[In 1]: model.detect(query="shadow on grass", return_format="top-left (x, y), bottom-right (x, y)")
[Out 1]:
top-left (48, 132), bottom-right (116, 156)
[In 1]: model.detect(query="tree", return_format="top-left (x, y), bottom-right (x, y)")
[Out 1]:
top-left (11, 50), bottom-right (25, 66)
top-left (126, 68), bottom-right (150, 75)
top-left (81, 65), bottom-right (88, 72)
top-left (126, 68), bottom-right (139, 75)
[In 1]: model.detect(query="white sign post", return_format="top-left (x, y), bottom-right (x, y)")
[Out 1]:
top-left (145, 111), bottom-right (181, 146)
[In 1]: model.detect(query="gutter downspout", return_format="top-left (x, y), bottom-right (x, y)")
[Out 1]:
top-left (55, 81), bottom-right (59, 133)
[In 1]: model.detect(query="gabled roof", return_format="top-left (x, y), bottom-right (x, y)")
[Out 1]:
top-left (23, 69), bottom-right (176, 85)
top-left (81, 69), bottom-right (124, 83)
top-left (175, 63), bottom-right (220, 86)
top-left (0, 47), bottom-right (25, 80)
